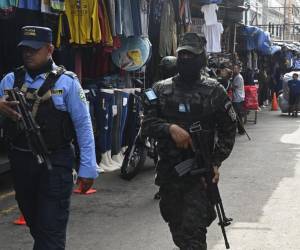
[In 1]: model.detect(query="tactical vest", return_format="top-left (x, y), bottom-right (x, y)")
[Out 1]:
top-left (157, 76), bottom-right (218, 131)
top-left (154, 76), bottom-right (218, 164)
top-left (5, 66), bottom-right (75, 151)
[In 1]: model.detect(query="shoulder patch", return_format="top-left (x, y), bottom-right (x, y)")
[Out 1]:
top-left (51, 89), bottom-right (64, 95)
top-left (78, 88), bottom-right (87, 103)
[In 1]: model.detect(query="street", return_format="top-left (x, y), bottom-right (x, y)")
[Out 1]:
top-left (0, 109), bottom-right (300, 250)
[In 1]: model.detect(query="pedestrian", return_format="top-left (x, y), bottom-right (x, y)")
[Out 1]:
top-left (0, 26), bottom-right (98, 250)
top-left (258, 68), bottom-right (269, 107)
top-left (142, 32), bottom-right (236, 250)
top-left (217, 65), bottom-right (232, 91)
top-left (232, 64), bottom-right (246, 134)
top-left (293, 53), bottom-right (300, 70)
top-left (288, 73), bottom-right (300, 117)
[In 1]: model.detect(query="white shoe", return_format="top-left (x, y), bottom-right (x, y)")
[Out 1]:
top-left (96, 164), bottom-right (105, 173)
top-left (106, 150), bottom-right (121, 168)
top-left (100, 153), bottom-right (120, 172)
top-left (121, 146), bottom-right (128, 154)
top-left (112, 152), bottom-right (124, 165)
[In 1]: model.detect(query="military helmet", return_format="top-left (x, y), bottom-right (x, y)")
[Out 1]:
top-left (159, 56), bottom-right (178, 79)
top-left (159, 56), bottom-right (177, 69)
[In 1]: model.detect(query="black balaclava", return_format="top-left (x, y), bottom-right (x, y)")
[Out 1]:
top-left (177, 53), bottom-right (207, 83)
top-left (26, 58), bottom-right (53, 79)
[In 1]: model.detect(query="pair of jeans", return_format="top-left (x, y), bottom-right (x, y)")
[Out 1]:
top-left (112, 90), bottom-right (129, 155)
top-left (94, 91), bottom-right (115, 154)
top-left (106, 0), bottom-right (116, 36)
top-left (9, 147), bottom-right (75, 250)
top-left (122, 93), bottom-right (141, 147)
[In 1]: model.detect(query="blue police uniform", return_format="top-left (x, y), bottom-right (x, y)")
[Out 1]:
top-left (0, 66), bottom-right (98, 178)
top-left (0, 26), bottom-right (98, 250)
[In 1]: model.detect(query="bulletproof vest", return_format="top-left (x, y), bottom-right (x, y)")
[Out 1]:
top-left (155, 76), bottom-right (218, 166)
top-left (158, 76), bottom-right (217, 131)
top-left (6, 66), bottom-right (75, 151)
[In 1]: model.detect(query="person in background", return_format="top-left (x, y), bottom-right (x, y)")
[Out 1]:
top-left (293, 53), bottom-right (300, 71)
top-left (258, 68), bottom-right (269, 107)
top-left (232, 64), bottom-right (246, 134)
top-left (288, 73), bottom-right (300, 117)
top-left (0, 26), bottom-right (98, 250)
top-left (217, 65), bottom-right (233, 91)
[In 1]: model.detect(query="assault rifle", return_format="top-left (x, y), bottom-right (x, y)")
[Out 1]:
top-left (190, 121), bottom-right (232, 249)
top-left (174, 121), bottom-right (232, 249)
top-left (7, 88), bottom-right (52, 171)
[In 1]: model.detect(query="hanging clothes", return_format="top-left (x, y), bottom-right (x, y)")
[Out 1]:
top-left (201, 3), bottom-right (218, 26)
top-left (41, 0), bottom-right (60, 14)
top-left (140, 0), bottom-right (149, 37)
top-left (184, 0), bottom-right (192, 25)
top-left (65, 0), bottom-right (101, 45)
top-left (115, 0), bottom-right (122, 35)
top-left (18, 0), bottom-right (40, 10)
top-left (104, 0), bottom-right (116, 37)
top-left (131, 0), bottom-right (142, 36)
top-left (81, 45), bottom-right (111, 78)
top-left (43, 14), bottom-right (60, 46)
top-left (159, 0), bottom-right (176, 57)
top-left (98, 0), bottom-right (113, 47)
top-left (0, 0), bottom-right (18, 9)
top-left (51, 0), bottom-right (65, 12)
top-left (147, 0), bottom-right (164, 84)
top-left (55, 13), bottom-right (71, 48)
top-left (122, 0), bottom-right (134, 37)
top-left (202, 22), bottom-right (223, 53)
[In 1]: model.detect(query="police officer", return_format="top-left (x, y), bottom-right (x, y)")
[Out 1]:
top-left (0, 26), bottom-right (98, 249)
top-left (142, 33), bottom-right (236, 249)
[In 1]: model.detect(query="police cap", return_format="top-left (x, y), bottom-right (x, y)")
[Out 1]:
top-left (176, 33), bottom-right (206, 55)
top-left (18, 26), bottom-right (53, 49)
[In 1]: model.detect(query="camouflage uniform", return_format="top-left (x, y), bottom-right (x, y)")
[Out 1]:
top-left (142, 33), bottom-right (236, 250)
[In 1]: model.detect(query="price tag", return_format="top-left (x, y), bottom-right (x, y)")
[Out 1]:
top-left (112, 105), bottom-right (118, 116)
top-left (123, 97), bottom-right (128, 106)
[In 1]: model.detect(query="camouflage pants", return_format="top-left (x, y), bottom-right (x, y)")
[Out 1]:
top-left (159, 176), bottom-right (216, 250)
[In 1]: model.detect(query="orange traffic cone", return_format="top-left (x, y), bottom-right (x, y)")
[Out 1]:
top-left (271, 93), bottom-right (278, 111)
top-left (13, 214), bottom-right (26, 225)
top-left (73, 181), bottom-right (97, 195)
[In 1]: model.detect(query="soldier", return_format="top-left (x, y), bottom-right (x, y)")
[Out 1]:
top-left (142, 33), bottom-right (236, 249)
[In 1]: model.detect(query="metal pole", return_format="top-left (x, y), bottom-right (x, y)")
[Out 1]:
top-left (233, 24), bottom-right (237, 54)
top-left (283, 0), bottom-right (287, 40)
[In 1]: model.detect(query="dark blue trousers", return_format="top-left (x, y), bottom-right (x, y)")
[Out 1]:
top-left (9, 147), bottom-right (75, 250)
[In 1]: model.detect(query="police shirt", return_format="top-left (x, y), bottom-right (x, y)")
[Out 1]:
top-left (0, 63), bottom-right (98, 179)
